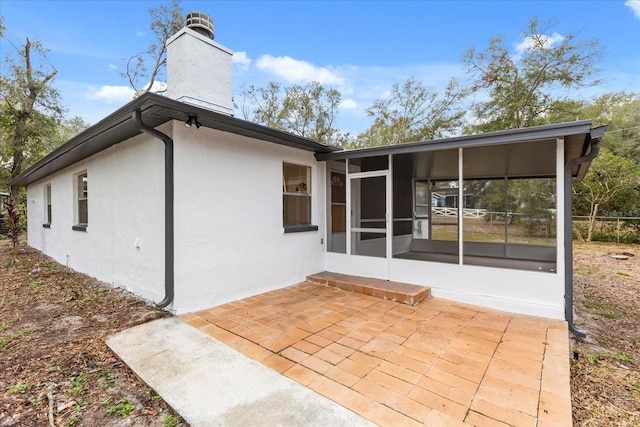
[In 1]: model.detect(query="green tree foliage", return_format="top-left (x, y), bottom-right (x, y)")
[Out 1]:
top-left (548, 93), bottom-right (640, 164)
top-left (463, 17), bottom-right (603, 132)
top-left (123, 0), bottom-right (184, 94)
top-left (573, 148), bottom-right (640, 241)
top-left (355, 77), bottom-right (466, 147)
top-left (582, 93), bottom-right (640, 164)
top-left (0, 35), bottom-right (65, 201)
top-left (237, 81), bottom-right (346, 145)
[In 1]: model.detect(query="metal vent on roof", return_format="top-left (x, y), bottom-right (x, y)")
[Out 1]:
top-left (186, 11), bottom-right (214, 39)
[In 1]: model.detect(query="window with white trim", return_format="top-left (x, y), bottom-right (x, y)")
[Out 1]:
top-left (283, 163), bottom-right (316, 232)
top-left (74, 173), bottom-right (88, 230)
top-left (44, 184), bottom-right (52, 227)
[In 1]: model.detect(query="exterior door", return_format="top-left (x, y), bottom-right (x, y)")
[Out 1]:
top-left (347, 170), bottom-right (391, 279)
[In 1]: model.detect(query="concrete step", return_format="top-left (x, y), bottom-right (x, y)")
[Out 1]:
top-left (306, 271), bottom-right (430, 306)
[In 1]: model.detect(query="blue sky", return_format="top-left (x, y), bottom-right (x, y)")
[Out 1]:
top-left (1, 0), bottom-right (639, 135)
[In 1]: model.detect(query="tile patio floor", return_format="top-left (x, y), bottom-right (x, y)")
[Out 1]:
top-left (179, 282), bottom-right (572, 427)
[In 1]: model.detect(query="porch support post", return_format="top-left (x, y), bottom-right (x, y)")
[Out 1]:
top-left (387, 155), bottom-right (393, 274)
top-left (458, 147), bottom-right (464, 265)
top-left (346, 159), bottom-right (351, 261)
top-left (556, 138), bottom-right (565, 279)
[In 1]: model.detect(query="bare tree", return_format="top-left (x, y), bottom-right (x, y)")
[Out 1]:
top-left (123, 0), bottom-right (184, 94)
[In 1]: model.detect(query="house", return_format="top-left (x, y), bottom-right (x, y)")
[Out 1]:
top-left (11, 12), bottom-right (605, 336)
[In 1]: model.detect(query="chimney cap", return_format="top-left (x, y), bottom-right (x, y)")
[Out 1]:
top-left (186, 11), bottom-right (215, 39)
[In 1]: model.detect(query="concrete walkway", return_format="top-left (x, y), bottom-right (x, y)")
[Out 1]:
top-left (107, 317), bottom-right (375, 427)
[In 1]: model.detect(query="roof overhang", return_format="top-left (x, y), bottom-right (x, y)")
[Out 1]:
top-left (316, 121), bottom-right (606, 180)
top-left (11, 92), bottom-right (340, 187)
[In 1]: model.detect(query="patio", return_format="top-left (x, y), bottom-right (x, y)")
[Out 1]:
top-left (179, 280), bottom-right (571, 426)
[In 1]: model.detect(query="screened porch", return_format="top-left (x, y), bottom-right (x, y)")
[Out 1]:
top-left (323, 139), bottom-right (562, 273)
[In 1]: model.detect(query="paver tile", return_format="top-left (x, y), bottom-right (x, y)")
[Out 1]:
top-left (262, 354), bottom-right (295, 373)
top-left (336, 357), bottom-right (375, 378)
top-left (333, 388), bottom-right (379, 419)
top-left (315, 347), bottom-right (346, 365)
top-left (464, 410), bottom-right (512, 427)
top-left (292, 339), bottom-right (322, 355)
top-left (538, 390), bottom-right (572, 426)
top-left (470, 397), bottom-right (537, 427)
top-left (408, 387), bottom-right (468, 420)
top-left (283, 364), bottom-right (321, 386)
top-left (378, 360), bottom-right (423, 384)
top-left (308, 376), bottom-right (349, 402)
top-left (353, 378), bottom-right (393, 403)
top-left (435, 357), bottom-right (487, 384)
top-left (336, 335), bottom-right (367, 350)
top-left (425, 409), bottom-right (470, 426)
top-left (365, 369), bottom-right (414, 396)
top-left (305, 333), bottom-right (333, 348)
top-left (280, 346), bottom-right (310, 363)
top-left (182, 279), bottom-right (570, 427)
top-left (418, 368), bottom-right (477, 407)
top-left (299, 354), bottom-right (334, 374)
top-left (370, 405), bottom-right (423, 427)
top-left (326, 366), bottom-right (361, 387)
top-left (385, 391), bottom-right (431, 422)
top-left (385, 351), bottom-right (432, 375)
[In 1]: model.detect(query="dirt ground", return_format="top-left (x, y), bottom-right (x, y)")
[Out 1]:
top-left (572, 242), bottom-right (640, 426)
top-left (0, 240), bottom-right (638, 426)
top-left (0, 242), bottom-right (185, 427)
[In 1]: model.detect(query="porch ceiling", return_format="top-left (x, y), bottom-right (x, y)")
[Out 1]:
top-left (317, 120), bottom-right (603, 180)
top-left (406, 138), bottom-right (559, 180)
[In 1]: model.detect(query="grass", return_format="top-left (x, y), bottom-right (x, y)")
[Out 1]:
top-left (163, 414), bottom-right (179, 427)
top-left (106, 397), bottom-right (135, 418)
top-left (583, 299), bottom-right (618, 319)
top-left (9, 383), bottom-right (31, 394)
top-left (100, 369), bottom-right (117, 389)
top-left (68, 375), bottom-right (88, 396)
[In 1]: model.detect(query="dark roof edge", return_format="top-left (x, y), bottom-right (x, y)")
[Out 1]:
top-left (146, 94), bottom-right (341, 153)
top-left (315, 120), bottom-right (594, 161)
top-left (11, 92), bottom-right (339, 187)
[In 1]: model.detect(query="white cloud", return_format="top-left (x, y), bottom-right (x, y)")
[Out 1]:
top-left (108, 64), bottom-right (117, 71)
top-left (255, 55), bottom-right (345, 85)
top-left (144, 80), bottom-right (167, 94)
top-left (232, 51), bottom-right (252, 70)
top-left (516, 32), bottom-right (565, 54)
top-left (626, 0), bottom-right (640, 19)
top-left (86, 85), bottom-right (135, 103)
top-left (136, 31), bottom-right (146, 37)
top-left (339, 98), bottom-right (357, 110)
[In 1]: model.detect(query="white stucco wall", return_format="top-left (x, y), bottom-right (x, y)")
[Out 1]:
top-left (26, 128), bottom-right (167, 303)
top-left (172, 125), bottom-right (327, 313)
top-left (325, 253), bottom-right (564, 319)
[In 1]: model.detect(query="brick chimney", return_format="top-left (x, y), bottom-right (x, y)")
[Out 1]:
top-left (166, 12), bottom-right (233, 115)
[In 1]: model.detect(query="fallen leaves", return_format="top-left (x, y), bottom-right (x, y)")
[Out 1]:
top-left (0, 243), bottom-right (184, 426)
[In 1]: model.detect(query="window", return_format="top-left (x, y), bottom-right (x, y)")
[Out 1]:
top-left (330, 172), bottom-right (346, 233)
top-left (43, 184), bottom-right (51, 228)
top-left (283, 163), bottom-right (316, 232)
top-left (73, 173), bottom-right (88, 231)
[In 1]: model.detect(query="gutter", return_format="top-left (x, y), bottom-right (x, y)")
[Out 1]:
top-left (563, 126), bottom-right (606, 338)
top-left (132, 110), bottom-right (175, 309)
